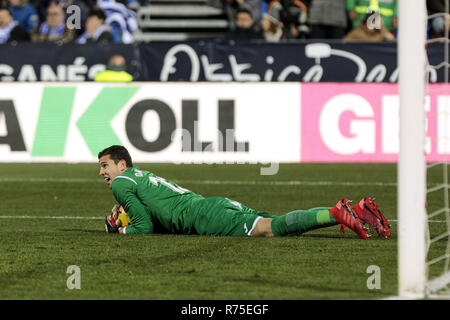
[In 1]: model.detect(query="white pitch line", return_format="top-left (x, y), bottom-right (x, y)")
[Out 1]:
top-left (178, 179), bottom-right (398, 187)
top-left (0, 178), bottom-right (96, 183)
top-left (0, 215), bottom-right (103, 220)
top-left (0, 177), bottom-right (398, 187)
top-left (0, 216), bottom-right (448, 223)
top-left (390, 219), bottom-right (448, 223)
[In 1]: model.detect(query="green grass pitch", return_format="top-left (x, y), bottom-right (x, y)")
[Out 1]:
top-left (0, 163), bottom-right (447, 299)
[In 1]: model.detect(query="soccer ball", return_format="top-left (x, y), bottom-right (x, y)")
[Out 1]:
top-left (115, 205), bottom-right (132, 227)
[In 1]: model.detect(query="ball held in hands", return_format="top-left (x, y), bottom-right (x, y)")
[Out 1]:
top-left (105, 204), bottom-right (132, 233)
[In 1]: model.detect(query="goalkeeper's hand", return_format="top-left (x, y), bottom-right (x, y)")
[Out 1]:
top-left (105, 216), bottom-right (119, 233)
top-left (105, 205), bottom-right (121, 233)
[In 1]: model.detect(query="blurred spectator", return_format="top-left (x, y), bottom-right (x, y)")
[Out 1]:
top-left (56, 0), bottom-right (91, 36)
top-left (0, 7), bottom-right (30, 43)
top-left (31, 2), bottom-right (76, 43)
top-left (345, 12), bottom-right (395, 41)
top-left (94, 54), bottom-right (133, 82)
top-left (97, 0), bottom-right (137, 43)
top-left (119, 0), bottom-right (139, 10)
top-left (113, 0), bottom-right (137, 7)
top-left (427, 0), bottom-right (450, 39)
top-left (31, 1), bottom-right (92, 36)
top-left (261, 4), bottom-right (284, 42)
top-left (308, 0), bottom-right (347, 39)
top-left (223, 6), bottom-right (263, 40)
top-left (264, 0), bottom-right (309, 39)
top-left (6, 0), bottom-right (38, 34)
top-left (76, 6), bottom-right (112, 43)
top-left (209, 0), bottom-right (262, 29)
top-left (347, 0), bottom-right (398, 33)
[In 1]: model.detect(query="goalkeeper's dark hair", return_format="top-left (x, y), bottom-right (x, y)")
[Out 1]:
top-left (98, 145), bottom-right (133, 168)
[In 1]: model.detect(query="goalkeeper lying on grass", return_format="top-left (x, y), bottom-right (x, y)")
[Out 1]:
top-left (99, 145), bottom-right (391, 239)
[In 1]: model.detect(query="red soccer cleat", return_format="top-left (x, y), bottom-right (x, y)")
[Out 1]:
top-left (329, 199), bottom-right (369, 240)
top-left (352, 197), bottom-right (391, 238)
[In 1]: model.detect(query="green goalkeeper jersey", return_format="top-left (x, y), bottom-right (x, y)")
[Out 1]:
top-left (112, 167), bottom-right (205, 235)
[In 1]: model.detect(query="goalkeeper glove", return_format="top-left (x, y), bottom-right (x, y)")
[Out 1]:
top-left (105, 216), bottom-right (119, 233)
top-left (105, 205), bottom-right (121, 233)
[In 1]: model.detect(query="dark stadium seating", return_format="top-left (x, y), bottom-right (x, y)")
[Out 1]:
top-left (133, 0), bottom-right (229, 41)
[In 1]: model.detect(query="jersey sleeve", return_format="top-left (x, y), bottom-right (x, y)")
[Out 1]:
top-left (111, 178), bottom-right (153, 235)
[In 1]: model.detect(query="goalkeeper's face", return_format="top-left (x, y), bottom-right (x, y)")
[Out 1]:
top-left (98, 154), bottom-right (127, 189)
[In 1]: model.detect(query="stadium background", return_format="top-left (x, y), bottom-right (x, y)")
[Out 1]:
top-left (1, 0), bottom-right (449, 301)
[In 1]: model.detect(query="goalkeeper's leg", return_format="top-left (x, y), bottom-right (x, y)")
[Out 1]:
top-left (269, 207), bottom-right (337, 236)
top-left (253, 199), bottom-right (369, 239)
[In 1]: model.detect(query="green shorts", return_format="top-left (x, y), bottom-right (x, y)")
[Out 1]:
top-left (190, 197), bottom-right (275, 236)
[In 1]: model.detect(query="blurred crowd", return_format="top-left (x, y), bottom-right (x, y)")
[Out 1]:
top-left (0, 0), bottom-right (449, 45)
top-left (216, 0), bottom-right (450, 42)
top-left (0, 0), bottom-right (137, 44)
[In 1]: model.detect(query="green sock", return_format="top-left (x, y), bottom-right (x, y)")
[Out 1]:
top-left (271, 207), bottom-right (338, 237)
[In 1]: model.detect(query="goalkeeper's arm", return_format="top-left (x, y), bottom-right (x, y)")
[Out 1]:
top-left (112, 179), bottom-right (154, 234)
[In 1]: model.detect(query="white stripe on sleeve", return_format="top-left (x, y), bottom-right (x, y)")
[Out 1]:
top-left (113, 176), bottom-right (137, 185)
